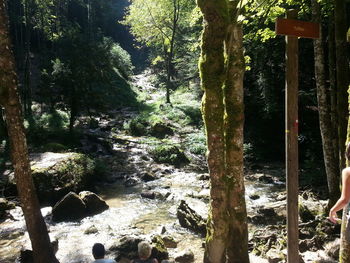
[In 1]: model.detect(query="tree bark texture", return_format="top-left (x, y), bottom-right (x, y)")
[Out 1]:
top-left (335, 0), bottom-right (349, 171)
top-left (338, 0), bottom-right (350, 260)
top-left (311, 0), bottom-right (340, 210)
top-left (197, 0), bottom-right (249, 262)
top-left (327, 14), bottom-right (340, 187)
top-left (0, 1), bottom-right (59, 262)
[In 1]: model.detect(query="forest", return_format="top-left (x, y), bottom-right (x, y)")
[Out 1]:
top-left (0, 0), bottom-right (350, 262)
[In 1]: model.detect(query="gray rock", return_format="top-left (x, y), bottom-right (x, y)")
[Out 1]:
top-left (325, 239), bottom-right (340, 260)
top-left (109, 236), bottom-right (142, 260)
top-left (162, 235), bottom-right (177, 248)
top-left (84, 225), bottom-right (99, 234)
top-left (52, 192), bottom-right (86, 222)
top-left (141, 191), bottom-right (156, 199)
top-left (0, 198), bottom-right (15, 219)
top-left (249, 194), bottom-right (260, 200)
top-left (177, 200), bottom-right (206, 236)
top-left (124, 177), bottom-right (140, 187)
top-left (79, 191), bottom-right (109, 216)
top-left (141, 172), bottom-right (157, 182)
top-left (266, 249), bottom-right (284, 263)
top-left (174, 249), bottom-right (194, 263)
top-left (150, 122), bottom-right (174, 138)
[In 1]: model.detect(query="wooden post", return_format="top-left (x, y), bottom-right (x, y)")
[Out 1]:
top-left (285, 9), bottom-right (299, 263)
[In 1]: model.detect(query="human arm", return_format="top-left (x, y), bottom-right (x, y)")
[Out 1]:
top-left (329, 168), bottom-right (350, 223)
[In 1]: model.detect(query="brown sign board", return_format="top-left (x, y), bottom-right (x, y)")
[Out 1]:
top-left (275, 18), bottom-right (320, 39)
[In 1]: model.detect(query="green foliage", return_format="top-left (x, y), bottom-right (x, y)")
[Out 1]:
top-left (32, 153), bottom-right (104, 203)
top-left (39, 34), bottom-right (137, 123)
top-left (110, 41), bottom-right (134, 79)
top-left (37, 110), bottom-right (69, 132)
top-left (123, 0), bottom-right (200, 95)
top-left (126, 117), bottom-right (150, 136)
top-left (184, 132), bottom-right (206, 155)
top-left (149, 144), bottom-right (189, 166)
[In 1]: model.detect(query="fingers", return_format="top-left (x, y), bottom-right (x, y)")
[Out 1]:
top-left (329, 211), bottom-right (339, 224)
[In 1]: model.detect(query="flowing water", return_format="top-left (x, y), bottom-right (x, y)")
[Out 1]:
top-left (0, 73), bottom-right (279, 262)
top-left (0, 162), bottom-right (280, 263)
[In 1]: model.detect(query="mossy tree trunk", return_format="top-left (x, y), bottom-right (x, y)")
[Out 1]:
top-left (197, 0), bottom-right (249, 262)
top-left (0, 1), bottom-right (59, 263)
top-left (311, 0), bottom-right (340, 210)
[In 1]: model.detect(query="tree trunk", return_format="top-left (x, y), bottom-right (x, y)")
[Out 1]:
top-left (165, 0), bottom-right (180, 105)
top-left (23, 0), bottom-right (32, 117)
top-left (311, 0), bottom-right (340, 210)
top-left (0, 1), bottom-right (60, 263)
top-left (224, 21), bottom-right (249, 263)
top-left (328, 14), bottom-right (340, 184)
top-left (198, 0), bottom-right (249, 262)
top-left (337, 0), bottom-right (350, 260)
top-left (335, 0), bottom-right (349, 171)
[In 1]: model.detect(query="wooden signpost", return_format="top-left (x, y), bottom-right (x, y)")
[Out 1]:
top-left (275, 10), bottom-right (320, 263)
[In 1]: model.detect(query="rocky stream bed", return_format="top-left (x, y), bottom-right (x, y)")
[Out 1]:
top-left (0, 74), bottom-right (342, 263)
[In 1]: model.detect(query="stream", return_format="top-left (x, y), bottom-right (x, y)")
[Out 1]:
top-left (0, 73), bottom-right (333, 263)
top-left (0, 154), bottom-right (281, 263)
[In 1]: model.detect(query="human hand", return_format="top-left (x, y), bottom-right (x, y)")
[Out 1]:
top-left (329, 209), bottom-right (340, 224)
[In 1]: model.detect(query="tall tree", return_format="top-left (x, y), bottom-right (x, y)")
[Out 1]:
top-left (197, 0), bottom-right (249, 262)
top-left (123, 0), bottom-right (196, 104)
top-left (0, 1), bottom-right (59, 262)
top-left (311, 0), bottom-right (340, 210)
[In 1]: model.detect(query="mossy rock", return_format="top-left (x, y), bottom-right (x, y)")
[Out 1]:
top-left (150, 145), bottom-right (189, 167)
top-left (31, 153), bottom-right (98, 205)
top-left (128, 118), bottom-right (149, 136)
top-left (151, 235), bottom-right (169, 262)
top-left (150, 122), bottom-right (174, 138)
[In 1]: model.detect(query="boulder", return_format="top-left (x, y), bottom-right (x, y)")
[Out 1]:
top-left (266, 249), bottom-right (284, 263)
top-left (84, 225), bottom-right (99, 235)
top-left (161, 235), bottom-right (177, 248)
top-left (109, 236), bottom-right (168, 262)
top-left (109, 236), bottom-right (143, 261)
top-left (30, 152), bottom-right (98, 205)
top-left (52, 192), bottom-right (86, 222)
top-left (174, 250), bottom-right (194, 263)
top-left (177, 200), bottom-right (206, 236)
top-left (249, 194), bottom-right (260, 200)
top-left (0, 197), bottom-right (15, 219)
top-left (141, 191), bottom-right (156, 199)
top-left (124, 176), bottom-right (140, 187)
top-left (150, 145), bottom-right (189, 167)
top-left (256, 174), bottom-right (274, 184)
top-left (151, 235), bottom-right (169, 262)
top-left (150, 122), bottom-right (174, 138)
top-left (325, 239), bottom-right (340, 260)
top-left (79, 191), bottom-right (109, 216)
top-left (141, 172), bottom-right (157, 182)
